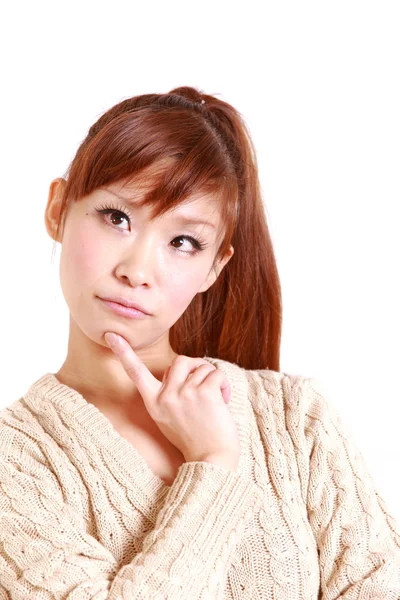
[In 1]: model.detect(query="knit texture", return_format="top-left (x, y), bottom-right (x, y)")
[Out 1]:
top-left (1, 357), bottom-right (399, 599)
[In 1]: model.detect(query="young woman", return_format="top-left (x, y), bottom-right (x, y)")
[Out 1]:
top-left (1, 87), bottom-right (399, 599)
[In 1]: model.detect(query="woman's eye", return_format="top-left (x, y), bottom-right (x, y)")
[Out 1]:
top-left (171, 236), bottom-right (204, 253)
top-left (95, 207), bottom-right (206, 254)
top-left (100, 209), bottom-right (130, 230)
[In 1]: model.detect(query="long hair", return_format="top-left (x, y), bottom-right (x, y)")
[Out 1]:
top-left (52, 87), bottom-right (282, 371)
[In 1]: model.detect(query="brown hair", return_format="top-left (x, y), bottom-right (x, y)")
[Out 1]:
top-left (52, 87), bottom-right (282, 371)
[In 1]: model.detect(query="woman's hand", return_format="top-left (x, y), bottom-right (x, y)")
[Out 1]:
top-left (104, 332), bottom-right (240, 472)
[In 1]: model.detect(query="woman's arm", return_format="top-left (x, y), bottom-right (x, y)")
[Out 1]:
top-left (300, 376), bottom-right (400, 599)
top-left (0, 427), bottom-right (262, 600)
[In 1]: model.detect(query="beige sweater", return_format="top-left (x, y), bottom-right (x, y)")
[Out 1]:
top-left (1, 357), bottom-right (399, 599)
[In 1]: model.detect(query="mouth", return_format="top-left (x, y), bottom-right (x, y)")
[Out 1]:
top-left (98, 297), bottom-right (151, 319)
top-left (99, 296), bottom-right (151, 315)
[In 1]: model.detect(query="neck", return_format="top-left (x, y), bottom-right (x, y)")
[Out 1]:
top-left (55, 316), bottom-right (177, 418)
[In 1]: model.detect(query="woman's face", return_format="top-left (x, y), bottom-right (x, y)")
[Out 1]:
top-left (48, 177), bottom-right (234, 354)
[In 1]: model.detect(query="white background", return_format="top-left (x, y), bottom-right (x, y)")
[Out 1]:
top-left (1, 1), bottom-right (399, 520)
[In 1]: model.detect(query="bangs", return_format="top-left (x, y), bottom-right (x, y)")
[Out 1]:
top-left (62, 107), bottom-right (239, 245)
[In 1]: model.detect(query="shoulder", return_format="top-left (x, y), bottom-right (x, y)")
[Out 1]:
top-left (0, 389), bottom-right (50, 452)
top-left (205, 356), bottom-right (319, 415)
top-left (0, 392), bottom-right (66, 502)
top-left (205, 357), bottom-right (340, 447)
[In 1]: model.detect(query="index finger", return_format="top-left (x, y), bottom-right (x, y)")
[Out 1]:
top-left (104, 332), bottom-right (162, 402)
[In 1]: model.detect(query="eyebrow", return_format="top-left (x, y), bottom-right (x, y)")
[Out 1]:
top-left (103, 187), bottom-right (217, 229)
top-left (173, 215), bottom-right (216, 229)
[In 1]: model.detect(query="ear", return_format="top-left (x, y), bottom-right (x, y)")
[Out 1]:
top-left (197, 245), bottom-right (235, 293)
top-left (44, 178), bottom-right (67, 243)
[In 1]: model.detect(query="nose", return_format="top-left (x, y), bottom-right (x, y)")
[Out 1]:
top-left (115, 233), bottom-right (156, 287)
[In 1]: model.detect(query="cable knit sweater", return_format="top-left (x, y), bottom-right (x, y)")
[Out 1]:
top-left (1, 357), bottom-right (399, 600)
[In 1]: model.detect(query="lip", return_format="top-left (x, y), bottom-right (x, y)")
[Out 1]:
top-left (98, 297), bottom-right (151, 319)
top-left (99, 296), bottom-right (151, 315)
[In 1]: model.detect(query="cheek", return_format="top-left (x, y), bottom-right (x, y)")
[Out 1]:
top-left (60, 220), bottom-right (106, 289)
top-left (163, 266), bottom-right (208, 310)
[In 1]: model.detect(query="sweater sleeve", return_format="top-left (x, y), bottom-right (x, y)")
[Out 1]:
top-left (300, 377), bottom-right (400, 600)
top-left (0, 427), bottom-right (263, 600)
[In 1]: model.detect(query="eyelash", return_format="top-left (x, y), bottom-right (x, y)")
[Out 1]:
top-left (94, 202), bottom-right (208, 254)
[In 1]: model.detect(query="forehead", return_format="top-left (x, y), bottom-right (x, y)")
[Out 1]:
top-left (103, 180), bottom-right (222, 228)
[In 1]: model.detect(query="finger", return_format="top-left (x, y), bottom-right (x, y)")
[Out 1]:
top-left (162, 366), bottom-right (171, 383)
top-left (202, 369), bottom-right (231, 404)
top-left (167, 358), bottom-right (230, 404)
top-left (104, 332), bottom-right (162, 401)
top-left (165, 356), bottom-right (217, 390)
top-left (181, 363), bottom-right (217, 387)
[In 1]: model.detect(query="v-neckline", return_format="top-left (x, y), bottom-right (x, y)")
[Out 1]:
top-left (25, 356), bottom-right (251, 501)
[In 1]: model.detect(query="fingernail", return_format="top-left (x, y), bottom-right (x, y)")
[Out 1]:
top-left (105, 333), bottom-right (119, 348)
